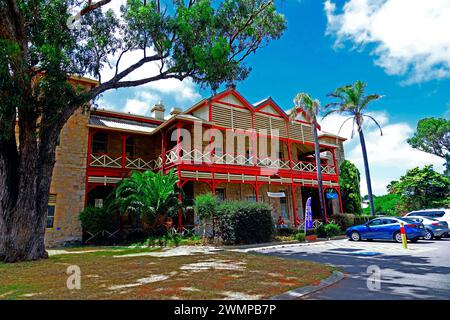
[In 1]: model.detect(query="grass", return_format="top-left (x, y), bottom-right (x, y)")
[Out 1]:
top-left (0, 246), bottom-right (333, 300)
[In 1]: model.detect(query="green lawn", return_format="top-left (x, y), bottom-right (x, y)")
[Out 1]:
top-left (0, 246), bottom-right (333, 300)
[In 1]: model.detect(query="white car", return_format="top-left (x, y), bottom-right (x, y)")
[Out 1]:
top-left (406, 216), bottom-right (449, 240)
top-left (404, 209), bottom-right (450, 237)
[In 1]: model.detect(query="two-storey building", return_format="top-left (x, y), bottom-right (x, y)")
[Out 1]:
top-left (45, 85), bottom-right (346, 247)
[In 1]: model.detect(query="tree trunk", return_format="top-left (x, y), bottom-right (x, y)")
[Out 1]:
top-left (0, 150), bottom-right (52, 263)
top-left (358, 129), bottom-right (376, 217)
top-left (312, 123), bottom-right (326, 223)
top-left (0, 112), bottom-right (61, 262)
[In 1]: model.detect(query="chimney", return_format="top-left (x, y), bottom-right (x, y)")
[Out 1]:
top-left (151, 101), bottom-right (165, 120)
top-left (170, 107), bottom-right (182, 116)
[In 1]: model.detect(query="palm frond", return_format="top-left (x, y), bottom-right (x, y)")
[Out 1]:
top-left (363, 114), bottom-right (383, 136)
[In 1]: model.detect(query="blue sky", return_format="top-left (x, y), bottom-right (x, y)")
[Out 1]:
top-left (99, 0), bottom-right (450, 195)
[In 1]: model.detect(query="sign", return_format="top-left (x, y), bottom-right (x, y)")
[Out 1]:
top-left (326, 192), bottom-right (338, 199)
top-left (305, 197), bottom-right (313, 230)
top-left (267, 192), bottom-right (286, 198)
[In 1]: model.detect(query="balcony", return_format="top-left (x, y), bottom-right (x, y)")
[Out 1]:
top-left (162, 148), bottom-right (336, 175)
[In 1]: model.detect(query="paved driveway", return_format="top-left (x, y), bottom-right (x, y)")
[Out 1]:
top-left (250, 238), bottom-right (450, 299)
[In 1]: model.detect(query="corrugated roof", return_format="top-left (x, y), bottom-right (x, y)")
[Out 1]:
top-left (89, 115), bottom-right (157, 134)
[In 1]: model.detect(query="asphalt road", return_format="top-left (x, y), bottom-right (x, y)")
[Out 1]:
top-left (258, 238), bottom-right (450, 299)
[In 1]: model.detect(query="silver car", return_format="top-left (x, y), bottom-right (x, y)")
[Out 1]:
top-left (406, 216), bottom-right (449, 240)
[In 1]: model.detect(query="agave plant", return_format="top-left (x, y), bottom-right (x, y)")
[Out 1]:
top-left (324, 80), bottom-right (383, 217)
top-left (111, 169), bottom-right (183, 228)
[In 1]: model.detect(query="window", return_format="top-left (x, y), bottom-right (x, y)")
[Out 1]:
top-left (47, 205), bottom-right (55, 228)
top-left (95, 198), bottom-right (104, 208)
top-left (92, 132), bottom-right (107, 154)
top-left (126, 136), bottom-right (135, 157)
top-left (215, 189), bottom-right (225, 202)
top-left (279, 191), bottom-right (289, 220)
top-left (382, 219), bottom-right (397, 224)
top-left (368, 219), bottom-right (383, 226)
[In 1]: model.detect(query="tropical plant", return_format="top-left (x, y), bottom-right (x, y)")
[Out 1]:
top-left (0, 0), bottom-right (286, 262)
top-left (324, 80), bottom-right (383, 217)
top-left (194, 193), bottom-right (217, 239)
top-left (339, 160), bottom-right (363, 214)
top-left (388, 165), bottom-right (449, 211)
top-left (111, 169), bottom-right (183, 230)
top-left (291, 93), bottom-right (326, 222)
top-left (407, 117), bottom-right (450, 176)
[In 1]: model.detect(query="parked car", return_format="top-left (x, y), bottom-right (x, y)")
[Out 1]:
top-left (346, 217), bottom-right (426, 243)
top-left (404, 209), bottom-right (450, 237)
top-left (406, 216), bottom-right (449, 240)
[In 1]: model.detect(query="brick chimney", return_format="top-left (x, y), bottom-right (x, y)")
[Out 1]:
top-left (151, 101), bottom-right (165, 120)
top-left (170, 107), bottom-right (182, 116)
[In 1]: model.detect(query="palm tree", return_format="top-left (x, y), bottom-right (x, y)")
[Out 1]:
top-left (291, 93), bottom-right (327, 223)
top-left (324, 80), bottom-right (383, 217)
top-left (111, 169), bottom-right (183, 232)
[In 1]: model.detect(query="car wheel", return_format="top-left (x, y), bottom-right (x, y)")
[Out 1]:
top-left (394, 231), bottom-right (403, 243)
top-left (424, 230), bottom-right (434, 240)
top-left (350, 231), bottom-right (361, 241)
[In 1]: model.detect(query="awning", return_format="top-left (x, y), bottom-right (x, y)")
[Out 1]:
top-left (89, 115), bottom-right (157, 134)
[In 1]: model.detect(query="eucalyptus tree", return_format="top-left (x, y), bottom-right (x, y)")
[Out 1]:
top-left (324, 81), bottom-right (383, 217)
top-left (291, 93), bottom-right (326, 223)
top-left (0, 0), bottom-right (286, 262)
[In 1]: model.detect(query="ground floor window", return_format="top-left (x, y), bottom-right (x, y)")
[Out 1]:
top-left (47, 205), bottom-right (55, 228)
top-left (215, 188), bottom-right (225, 202)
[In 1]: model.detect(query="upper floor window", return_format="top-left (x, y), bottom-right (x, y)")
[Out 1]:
top-left (126, 136), bottom-right (135, 157)
top-left (92, 132), bottom-right (107, 154)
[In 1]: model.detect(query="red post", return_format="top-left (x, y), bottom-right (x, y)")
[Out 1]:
top-left (161, 130), bottom-right (167, 172)
top-left (121, 133), bottom-right (127, 169)
top-left (177, 176), bottom-right (183, 233)
top-left (291, 185), bottom-right (298, 229)
top-left (255, 183), bottom-right (259, 202)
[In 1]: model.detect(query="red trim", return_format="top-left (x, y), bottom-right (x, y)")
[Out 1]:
top-left (211, 88), bottom-right (255, 112)
top-left (254, 98), bottom-right (289, 120)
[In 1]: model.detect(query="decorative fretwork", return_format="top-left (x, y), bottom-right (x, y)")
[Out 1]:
top-left (90, 154), bottom-right (122, 168)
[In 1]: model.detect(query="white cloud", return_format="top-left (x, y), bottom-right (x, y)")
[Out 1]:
top-left (320, 112), bottom-right (445, 195)
top-left (325, 0), bottom-right (450, 84)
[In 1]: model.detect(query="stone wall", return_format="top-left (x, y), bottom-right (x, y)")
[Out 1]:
top-left (45, 108), bottom-right (89, 247)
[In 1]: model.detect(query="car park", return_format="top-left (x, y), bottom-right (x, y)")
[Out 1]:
top-left (346, 217), bottom-right (427, 243)
top-left (406, 216), bottom-right (449, 240)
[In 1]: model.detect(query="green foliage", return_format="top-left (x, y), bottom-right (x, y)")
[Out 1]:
top-left (111, 169), bottom-right (182, 221)
top-left (362, 193), bottom-right (401, 216)
top-left (194, 193), bottom-right (217, 221)
top-left (339, 160), bottom-right (363, 214)
top-left (389, 165), bottom-right (449, 211)
top-left (330, 213), bottom-right (355, 230)
top-left (316, 223), bottom-right (341, 238)
top-left (407, 118), bottom-right (450, 174)
top-left (276, 227), bottom-right (296, 236)
top-left (79, 206), bottom-right (115, 234)
top-left (215, 201), bottom-right (274, 245)
top-left (296, 232), bottom-right (305, 242)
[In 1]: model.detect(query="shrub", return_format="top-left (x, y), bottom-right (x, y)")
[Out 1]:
top-left (79, 206), bottom-right (115, 234)
top-left (330, 213), bottom-right (355, 230)
top-left (276, 227), bottom-right (295, 236)
top-left (296, 232), bottom-right (305, 242)
top-left (316, 223), bottom-right (341, 238)
top-left (216, 201), bottom-right (274, 245)
top-left (194, 193), bottom-right (217, 237)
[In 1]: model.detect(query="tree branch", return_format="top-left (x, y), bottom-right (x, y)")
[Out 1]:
top-left (79, 0), bottom-right (112, 16)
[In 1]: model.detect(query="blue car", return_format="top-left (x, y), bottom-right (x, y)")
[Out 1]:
top-left (346, 217), bottom-right (427, 243)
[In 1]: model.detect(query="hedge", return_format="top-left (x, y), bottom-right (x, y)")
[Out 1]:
top-left (215, 201), bottom-right (274, 245)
